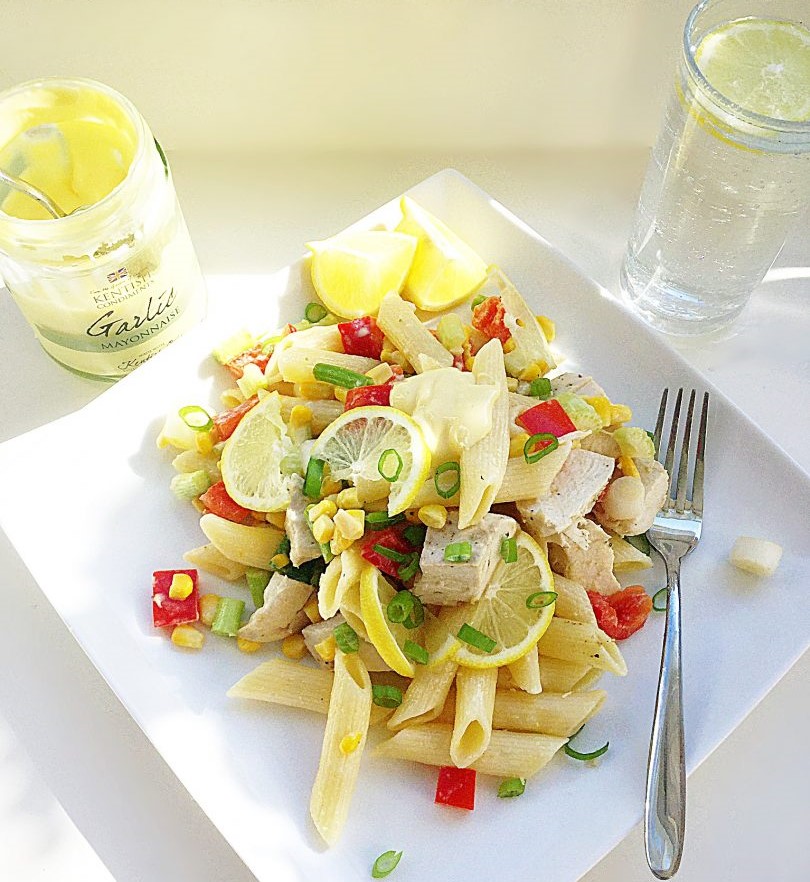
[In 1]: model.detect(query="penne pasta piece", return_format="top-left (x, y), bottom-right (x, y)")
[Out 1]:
top-left (609, 535), bottom-right (654, 571)
top-left (199, 514), bottom-right (284, 569)
top-left (227, 658), bottom-right (333, 713)
top-left (278, 395), bottom-right (343, 435)
top-left (339, 579), bottom-right (369, 641)
top-left (551, 574), bottom-right (598, 626)
top-left (507, 646), bottom-right (543, 694)
top-left (458, 339), bottom-right (509, 528)
top-left (572, 668), bottom-right (604, 692)
top-left (491, 689), bottom-right (607, 737)
top-left (387, 660), bottom-right (458, 731)
top-left (538, 618), bottom-right (627, 676)
top-left (183, 543), bottom-right (247, 581)
top-left (310, 652), bottom-right (372, 845)
top-left (265, 324), bottom-right (343, 382)
top-left (278, 347), bottom-right (379, 385)
top-left (376, 722), bottom-right (567, 779)
top-left (450, 667), bottom-right (498, 767)
top-left (319, 547), bottom-right (363, 620)
top-left (535, 657), bottom-right (594, 693)
top-left (376, 292), bottom-right (453, 373)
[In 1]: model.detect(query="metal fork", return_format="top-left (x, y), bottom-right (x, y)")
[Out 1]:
top-left (644, 387), bottom-right (709, 880)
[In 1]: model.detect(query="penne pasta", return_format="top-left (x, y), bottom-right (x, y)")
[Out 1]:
top-left (227, 658), bottom-right (333, 713)
top-left (458, 339), bottom-right (509, 528)
top-left (310, 652), bottom-right (373, 845)
top-left (536, 657), bottom-right (595, 693)
top-left (183, 543), bottom-right (247, 581)
top-left (319, 547), bottom-right (363, 620)
top-left (491, 689), bottom-right (607, 737)
top-left (278, 347), bottom-right (379, 385)
top-left (551, 574), bottom-right (598, 626)
top-left (265, 324), bottom-right (343, 382)
top-left (538, 617), bottom-right (627, 676)
top-left (609, 535), bottom-right (654, 571)
top-left (450, 667), bottom-right (498, 768)
top-left (507, 646), bottom-right (542, 694)
top-left (387, 659), bottom-right (458, 731)
top-left (339, 578), bottom-right (369, 641)
top-left (376, 722), bottom-right (567, 779)
top-left (376, 292), bottom-right (454, 372)
top-left (199, 514), bottom-right (285, 569)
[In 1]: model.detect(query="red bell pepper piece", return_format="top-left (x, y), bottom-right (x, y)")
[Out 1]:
top-left (516, 399), bottom-right (577, 438)
top-left (587, 585), bottom-right (652, 640)
top-left (472, 296), bottom-right (511, 345)
top-left (212, 395), bottom-right (259, 441)
top-left (344, 383), bottom-right (392, 411)
top-left (338, 316), bottom-right (385, 359)
top-left (200, 481), bottom-right (253, 524)
top-left (225, 346), bottom-right (270, 379)
top-left (360, 525), bottom-right (419, 580)
top-left (152, 569), bottom-right (200, 628)
top-left (435, 765), bottom-right (476, 810)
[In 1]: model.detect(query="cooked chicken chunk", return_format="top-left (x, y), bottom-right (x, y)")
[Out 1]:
top-left (285, 475), bottom-right (321, 567)
top-left (414, 512), bottom-right (518, 606)
top-left (549, 372), bottom-right (607, 400)
top-left (238, 573), bottom-right (312, 642)
top-left (547, 518), bottom-right (620, 595)
top-left (302, 613), bottom-right (390, 671)
top-left (594, 458), bottom-right (668, 536)
top-left (518, 448), bottom-right (614, 539)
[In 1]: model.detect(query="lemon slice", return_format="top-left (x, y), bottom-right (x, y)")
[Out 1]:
top-left (307, 230), bottom-right (418, 319)
top-left (695, 18), bottom-right (810, 121)
top-left (310, 405), bottom-right (431, 515)
top-left (395, 196), bottom-right (487, 311)
top-left (452, 532), bottom-right (556, 669)
top-left (423, 605), bottom-right (468, 666)
top-left (220, 392), bottom-right (294, 511)
top-left (360, 563), bottom-right (422, 677)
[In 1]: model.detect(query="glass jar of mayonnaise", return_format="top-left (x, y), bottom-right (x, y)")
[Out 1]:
top-left (0, 77), bottom-right (206, 379)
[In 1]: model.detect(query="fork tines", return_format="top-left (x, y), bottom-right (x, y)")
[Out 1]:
top-left (653, 388), bottom-right (709, 517)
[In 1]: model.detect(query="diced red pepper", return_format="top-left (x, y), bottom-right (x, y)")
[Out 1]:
top-left (472, 296), bottom-right (511, 345)
top-left (224, 346), bottom-right (270, 380)
top-left (284, 323), bottom-right (297, 336)
top-left (435, 766), bottom-right (476, 810)
top-left (152, 569), bottom-right (200, 628)
top-left (338, 316), bottom-right (385, 359)
top-left (360, 525), bottom-right (419, 580)
top-left (587, 585), bottom-right (652, 640)
top-left (199, 481), bottom-right (253, 524)
top-left (345, 383), bottom-right (392, 411)
top-left (516, 399), bottom-right (577, 438)
top-left (212, 395), bottom-right (259, 441)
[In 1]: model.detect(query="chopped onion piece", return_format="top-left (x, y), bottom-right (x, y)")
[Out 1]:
top-left (730, 536), bottom-right (783, 576)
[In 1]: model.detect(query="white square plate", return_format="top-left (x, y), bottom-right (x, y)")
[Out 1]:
top-left (1, 170), bottom-right (808, 882)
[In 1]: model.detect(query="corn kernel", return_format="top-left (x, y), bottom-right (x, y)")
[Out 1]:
top-left (418, 504), bottom-right (447, 529)
top-left (271, 553), bottom-right (290, 570)
top-left (536, 314), bottom-right (556, 342)
top-left (304, 596), bottom-right (322, 623)
top-left (293, 381), bottom-right (334, 400)
top-left (314, 635), bottom-right (336, 662)
top-left (289, 404), bottom-right (314, 430)
top-left (168, 572), bottom-right (194, 600)
top-left (334, 508), bottom-right (365, 541)
top-left (312, 514), bottom-right (335, 544)
top-left (221, 387), bottom-right (245, 408)
top-left (505, 376), bottom-right (519, 392)
top-left (282, 633), bottom-right (308, 659)
top-left (309, 498), bottom-right (338, 521)
top-left (618, 455), bottom-right (640, 478)
top-left (266, 510), bottom-right (287, 529)
top-left (381, 346), bottom-right (408, 368)
top-left (320, 476), bottom-right (343, 496)
top-left (237, 637), bottom-right (262, 653)
top-left (584, 396), bottom-right (613, 427)
top-left (366, 363), bottom-right (394, 384)
top-left (519, 363), bottom-right (543, 382)
top-left (502, 338), bottom-right (516, 354)
top-left (339, 732), bottom-right (363, 755)
top-left (171, 624), bottom-right (204, 650)
top-left (610, 404), bottom-right (633, 425)
top-left (195, 431), bottom-right (215, 455)
top-left (336, 487), bottom-right (361, 509)
top-left (404, 508), bottom-right (422, 524)
top-left (333, 386), bottom-right (348, 404)
top-left (509, 432), bottom-right (530, 459)
top-left (330, 531), bottom-right (354, 555)
top-left (199, 593), bottom-right (221, 627)
top-left (191, 497), bottom-right (207, 514)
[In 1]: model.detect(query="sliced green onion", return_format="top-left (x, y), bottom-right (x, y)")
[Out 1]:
top-left (403, 524), bottom-right (427, 546)
top-left (526, 590), bottom-right (557, 609)
top-left (652, 588), bottom-right (667, 612)
top-left (528, 377), bottom-right (552, 400)
top-left (245, 567), bottom-right (270, 608)
top-left (626, 533), bottom-right (651, 555)
top-left (334, 622), bottom-right (359, 654)
top-left (444, 541), bottom-right (472, 563)
top-left (500, 536), bottom-right (518, 563)
top-left (378, 449), bottom-right (403, 483)
top-left (304, 301), bottom-right (328, 323)
top-left (372, 684), bottom-right (403, 708)
top-left (312, 362), bottom-right (373, 389)
top-left (471, 294), bottom-right (486, 309)
top-left (179, 405), bottom-right (213, 432)
top-left (374, 544), bottom-right (409, 564)
top-left (365, 511), bottom-right (406, 530)
top-left (524, 432), bottom-right (559, 464)
top-left (397, 552), bottom-right (421, 583)
top-left (170, 469), bottom-right (212, 501)
top-left (457, 623), bottom-right (496, 653)
top-left (403, 640), bottom-right (429, 664)
top-left (303, 457), bottom-right (325, 499)
top-left (564, 726), bottom-right (609, 762)
top-left (497, 777), bottom-right (526, 798)
top-left (211, 597), bottom-right (245, 637)
top-left (372, 850), bottom-right (403, 879)
top-left (434, 461), bottom-right (461, 499)
top-left (320, 541), bottom-right (335, 563)
top-left (386, 590), bottom-right (424, 628)
top-left (273, 535), bottom-right (291, 557)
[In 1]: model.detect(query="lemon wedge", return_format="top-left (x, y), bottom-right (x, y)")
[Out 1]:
top-left (360, 563), bottom-right (422, 677)
top-left (395, 196), bottom-right (487, 311)
top-left (307, 230), bottom-right (417, 319)
top-left (696, 18), bottom-right (810, 121)
top-left (310, 405), bottom-right (431, 515)
top-left (220, 392), bottom-right (293, 512)
top-left (452, 532), bottom-right (556, 669)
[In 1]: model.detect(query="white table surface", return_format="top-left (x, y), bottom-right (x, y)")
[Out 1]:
top-left (1, 150), bottom-right (807, 882)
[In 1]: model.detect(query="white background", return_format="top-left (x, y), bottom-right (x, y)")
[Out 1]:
top-left (1, 3), bottom-right (808, 881)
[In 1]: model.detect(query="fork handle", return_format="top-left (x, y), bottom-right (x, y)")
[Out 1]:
top-left (645, 554), bottom-right (686, 879)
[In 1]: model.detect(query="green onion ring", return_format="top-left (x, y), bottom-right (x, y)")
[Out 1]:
top-left (524, 432), bottom-right (559, 464)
